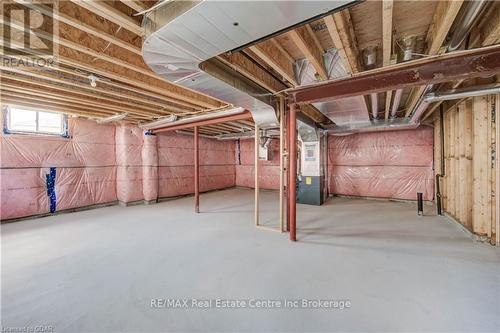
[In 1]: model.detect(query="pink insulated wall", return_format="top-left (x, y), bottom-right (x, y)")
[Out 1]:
top-left (1, 119), bottom-right (236, 221)
top-left (1, 118), bottom-right (117, 220)
top-left (235, 138), bottom-right (280, 190)
top-left (157, 133), bottom-right (235, 198)
top-left (328, 127), bottom-right (434, 201)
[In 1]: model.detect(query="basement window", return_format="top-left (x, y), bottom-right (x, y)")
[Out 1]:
top-left (3, 107), bottom-right (68, 136)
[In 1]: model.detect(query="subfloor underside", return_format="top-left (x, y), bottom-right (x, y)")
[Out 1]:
top-left (2, 188), bottom-right (500, 332)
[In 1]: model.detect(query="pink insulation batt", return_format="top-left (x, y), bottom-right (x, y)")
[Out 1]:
top-left (328, 126), bottom-right (434, 200)
top-left (1, 118), bottom-right (117, 220)
top-left (235, 138), bottom-right (280, 190)
top-left (1, 119), bottom-right (237, 220)
top-left (157, 133), bottom-right (235, 198)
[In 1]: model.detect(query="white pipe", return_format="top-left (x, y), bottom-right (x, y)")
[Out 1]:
top-left (96, 113), bottom-right (127, 124)
top-left (370, 93), bottom-right (378, 119)
top-left (409, 100), bottom-right (431, 124)
top-left (140, 107), bottom-right (245, 130)
top-left (390, 89), bottom-right (403, 118)
top-left (139, 114), bottom-right (177, 129)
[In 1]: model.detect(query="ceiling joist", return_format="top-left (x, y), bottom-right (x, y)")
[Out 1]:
top-left (70, 0), bottom-right (144, 36)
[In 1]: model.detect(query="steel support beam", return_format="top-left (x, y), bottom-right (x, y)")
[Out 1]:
top-left (288, 104), bottom-right (297, 241)
top-left (289, 45), bottom-right (500, 105)
top-left (194, 126), bottom-right (200, 213)
top-left (152, 111), bottom-right (253, 134)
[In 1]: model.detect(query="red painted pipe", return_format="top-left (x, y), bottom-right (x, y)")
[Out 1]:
top-left (289, 104), bottom-right (297, 241)
top-left (194, 126), bottom-right (200, 213)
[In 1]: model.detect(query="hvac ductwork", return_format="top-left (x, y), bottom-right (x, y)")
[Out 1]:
top-left (142, 1), bottom-right (355, 128)
top-left (405, 1), bottom-right (489, 121)
top-left (328, 84), bottom-right (500, 135)
top-left (448, 0), bottom-right (489, 52)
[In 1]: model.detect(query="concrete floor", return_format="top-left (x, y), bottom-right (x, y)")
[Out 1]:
top-left (2, 188), bottom-right (499, 333)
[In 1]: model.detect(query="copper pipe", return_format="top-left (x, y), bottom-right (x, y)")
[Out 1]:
top-left (194, 126), bottom-right (200, 213)
top-left (289, 103), bottom-right (297, 241)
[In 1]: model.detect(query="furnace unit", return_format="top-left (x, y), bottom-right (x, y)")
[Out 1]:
top-left (296, 122), bottom-right (327, 205)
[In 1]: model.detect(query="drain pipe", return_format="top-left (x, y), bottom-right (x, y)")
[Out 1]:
top-left (370, 93), bottom-right (378, 119)
top-left (390, 89), bottom-right (403, 118)
top-left (435, 105), bottom-right (445, 215)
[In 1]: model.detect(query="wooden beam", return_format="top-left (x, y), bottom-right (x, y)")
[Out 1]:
top-left (458, 100), bottom-right (473, 229)
top-left (472, 96), bottom-right (492, 236)
top-left (152, 112), bottom-right (254, 134)
top-left (1, 38), bottom-right (220, 110)
top-left (1, 96), bottom-right (116, 119)
top-left (382, 0), bottom-right (394, 67)
top-left (119, 0), bottom-right (147, 13)
top-left (0, 69), bottom-right (194, 116)
top-left (250, 40), bottom-right (298, 86)
top-left (1, 86), bottom-right (157, 118)
top-left (13, 1), bottom-right (141, 55)
top-left (217, 52), bottom-right (287, 93)
top-left (496, 93), bottom-right (500, 245)
top-left (405, 0), bottom-right (464, 117)
top-left (426, 1), bottom-right (464, 55)
top-left (1, 91), bottom-right (148, 120)
top-left (287, 25), bottom-right (328, 80)
top-left (324, 10), bottom-right (361, 74)
top-left (2, 19), bottom-right (152, 77)
top-left (70, 0), bottom-right (144, 36)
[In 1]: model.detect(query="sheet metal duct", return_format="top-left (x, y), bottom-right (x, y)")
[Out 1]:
top-left (142, 1), bottom-right (355, 128)
top-left (448, 0), bottom-right (488, 51)
top-left (328, 84), bottom-right (500, 135)
top-left (293, 48), bottom-right (370, 126)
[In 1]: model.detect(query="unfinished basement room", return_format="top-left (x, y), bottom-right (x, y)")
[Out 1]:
top-left (1, 0), bottom-right (500, 332)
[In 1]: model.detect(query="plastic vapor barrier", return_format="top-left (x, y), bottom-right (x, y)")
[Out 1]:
top-left (1, 119), bottom-right (236, 220)
top-left (235, 138), bottom-right (280, 190)
top-left (328, 127), bottom-right (434, 200)
top-left (1, 118), bottom-right (117, 220)
top-left (158, 133), bottom-right (235, 197)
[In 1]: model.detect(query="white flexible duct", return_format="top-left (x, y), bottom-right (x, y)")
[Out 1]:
top-left (142, 1), bottom-right (355, 128)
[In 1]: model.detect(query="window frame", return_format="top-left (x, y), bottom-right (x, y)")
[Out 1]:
top-left (2, 106), bottom-right (69, 137)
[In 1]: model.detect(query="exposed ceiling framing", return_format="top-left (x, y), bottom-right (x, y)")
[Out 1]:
top-left (1, 0), bottom-right (499, 136)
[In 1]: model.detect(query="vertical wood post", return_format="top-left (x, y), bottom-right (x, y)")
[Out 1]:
top-left (194, 126), bottom-right (199, 213)
top-left (496, 93), bottom-right (500, 246)
top-left (286, 106), bottom-right (290, 232)
top-left (255, 123), bottom-right (260, 226)
top-left (289, 103), bottom-right (297, 241)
